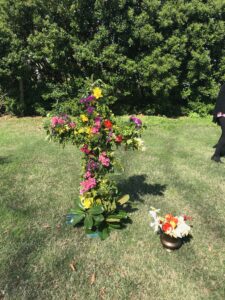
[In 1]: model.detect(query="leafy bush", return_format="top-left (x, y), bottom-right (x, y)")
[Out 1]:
top-left (0, 0), bottom-right (224, 116)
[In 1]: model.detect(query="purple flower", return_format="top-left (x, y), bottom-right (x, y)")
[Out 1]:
top-left (130, 116), bottom-right (142, 128)
top-left (86, 106), bottom-right (95, 115)
top-left (80, 95), bottom-right (95, 104)
top-left (87, 159), bottom-right (98, 171)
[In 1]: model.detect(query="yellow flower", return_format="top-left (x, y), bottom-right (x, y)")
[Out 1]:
top-left (82, 197), bottom-right (93, 209)
top-left (59, 128), bottom-right (65, 134)
top-left (80, 114), bottom-right (88, 122)
top-left (78, 127), bottom-right (85, 133)
top-left (93, 87), bottom-right (103, 99)
top-left (86, 127), bottom-right (92, 135)
top-left (170, 221), bottom-right (177, 229)
top-left (96, 198), bottom-right (102, 205)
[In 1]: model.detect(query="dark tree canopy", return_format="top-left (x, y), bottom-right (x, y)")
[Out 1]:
top-left (0, 0), bottom-right (225, 116)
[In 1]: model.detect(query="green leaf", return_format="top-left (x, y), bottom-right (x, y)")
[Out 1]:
top-left (99, 227), bottom-right (110, 240)
top-left (84, 214), bottom-right (93, 230)
top-left (106, 218), bottom-right (121, 223)
top-left (107, 211), bottom-right (127, 220)
top-left (93, 214), bottom-right (105, 223)
top-left (89, 205), bottom-right (104, 215)
top-left (109, 224), bottom-right (121, 229)
top-left (70, 214), bottom-right (85, 226)
top-left (117, 210), bottom-right (128, 218)
top-left (117, 194), bottom-right (130, 205)
top-left (69, 208), bottom-right (85, 215)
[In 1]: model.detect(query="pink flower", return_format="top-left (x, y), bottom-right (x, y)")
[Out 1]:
top-left (57, 118), bottom-right (65, 125)
top-left (91, 127), bottom-right (99, 134)
top-left (69, 122), bottom-right (76, 128)
top-left (80, 177), bottom-right (97, 194)
top-left (51, 116), bottom-right (59, 127)
top-left (94, 116), bottom-right (102, 128)
top-left (99, 152), bottom-right (110, 167)
top-left (115, 135), bottom-right (123, 143)
top-left (51, 116), bottom-right (65, 127)
top-left (84, 171), bottom-right (92, 179)
top-left (80, 144), bottom-right (91, 154)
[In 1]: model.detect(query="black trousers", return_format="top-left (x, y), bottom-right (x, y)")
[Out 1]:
top-left (214, 117), bottom-right (225, 157)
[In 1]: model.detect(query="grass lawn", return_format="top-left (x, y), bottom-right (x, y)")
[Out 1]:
top-left (0, 116), bottom-right (225, 300)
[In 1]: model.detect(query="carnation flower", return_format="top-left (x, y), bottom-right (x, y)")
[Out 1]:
top-left (51, 116), bottom-right (66, 127)
top-left (80, 177), bottom-right (97, 194)
top-left (99, 152), bottom-right (110, 167)
top-left (84, 171), bottom-right (92, 179)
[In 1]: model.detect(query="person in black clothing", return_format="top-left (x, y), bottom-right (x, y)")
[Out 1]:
top-left (212, 83), bottom-right (225, 163)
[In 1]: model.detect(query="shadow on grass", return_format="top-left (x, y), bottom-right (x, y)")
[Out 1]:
top-left (1, 229), bottom-right (48, 299)
top-left (182, 234), bottom-right (193, 245)
top-left (0, 156), bottom-right (11, 164)
top-left (117, 174), bottom-right (167, 202)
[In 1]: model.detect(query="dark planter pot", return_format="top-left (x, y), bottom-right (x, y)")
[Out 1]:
top-left (160, 233), bottom-right (182, 250)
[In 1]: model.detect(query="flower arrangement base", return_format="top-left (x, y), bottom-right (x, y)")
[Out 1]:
top-left (160, 233), bottom-right (182, 251)
top-left (86, 231), bottom-right (100, 238)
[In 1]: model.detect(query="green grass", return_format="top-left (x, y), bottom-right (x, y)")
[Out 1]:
top-left (0, 116), bottom-right (225, 300)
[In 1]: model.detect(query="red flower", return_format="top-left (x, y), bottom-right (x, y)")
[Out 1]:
top-left (104, 119), bottom-right (113, 129)
top-left (162, 222), bottom-right (172, 232)
top-left (115, 135), bottom-right (123, 143)
top-left (183, 215), bottom-right (192, 221)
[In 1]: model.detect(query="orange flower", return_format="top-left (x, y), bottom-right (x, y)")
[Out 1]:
top-left (165, 214), bottom-right (173, 221)
top-left (171, 217), bottom-right (178, 224)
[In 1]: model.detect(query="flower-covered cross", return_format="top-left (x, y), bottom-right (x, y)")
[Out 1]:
top-left (44, 82), bottom-right (145, 239)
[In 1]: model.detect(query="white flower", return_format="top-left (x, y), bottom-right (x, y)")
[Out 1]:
top-left (133, 138), bottom-right (146, 151)
top-left (173, 217), bottom-right (191, 238)
top-left (149, 209), bottom-right (160, 232)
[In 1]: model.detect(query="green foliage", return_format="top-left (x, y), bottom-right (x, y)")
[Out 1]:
top-left (0, 0), bottom-right (225, 115)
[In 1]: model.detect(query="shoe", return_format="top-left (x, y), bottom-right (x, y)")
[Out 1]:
top-left (211, 155), bottom-right (223, 163)
top-left (213, 144), bottom-right (218, 148)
